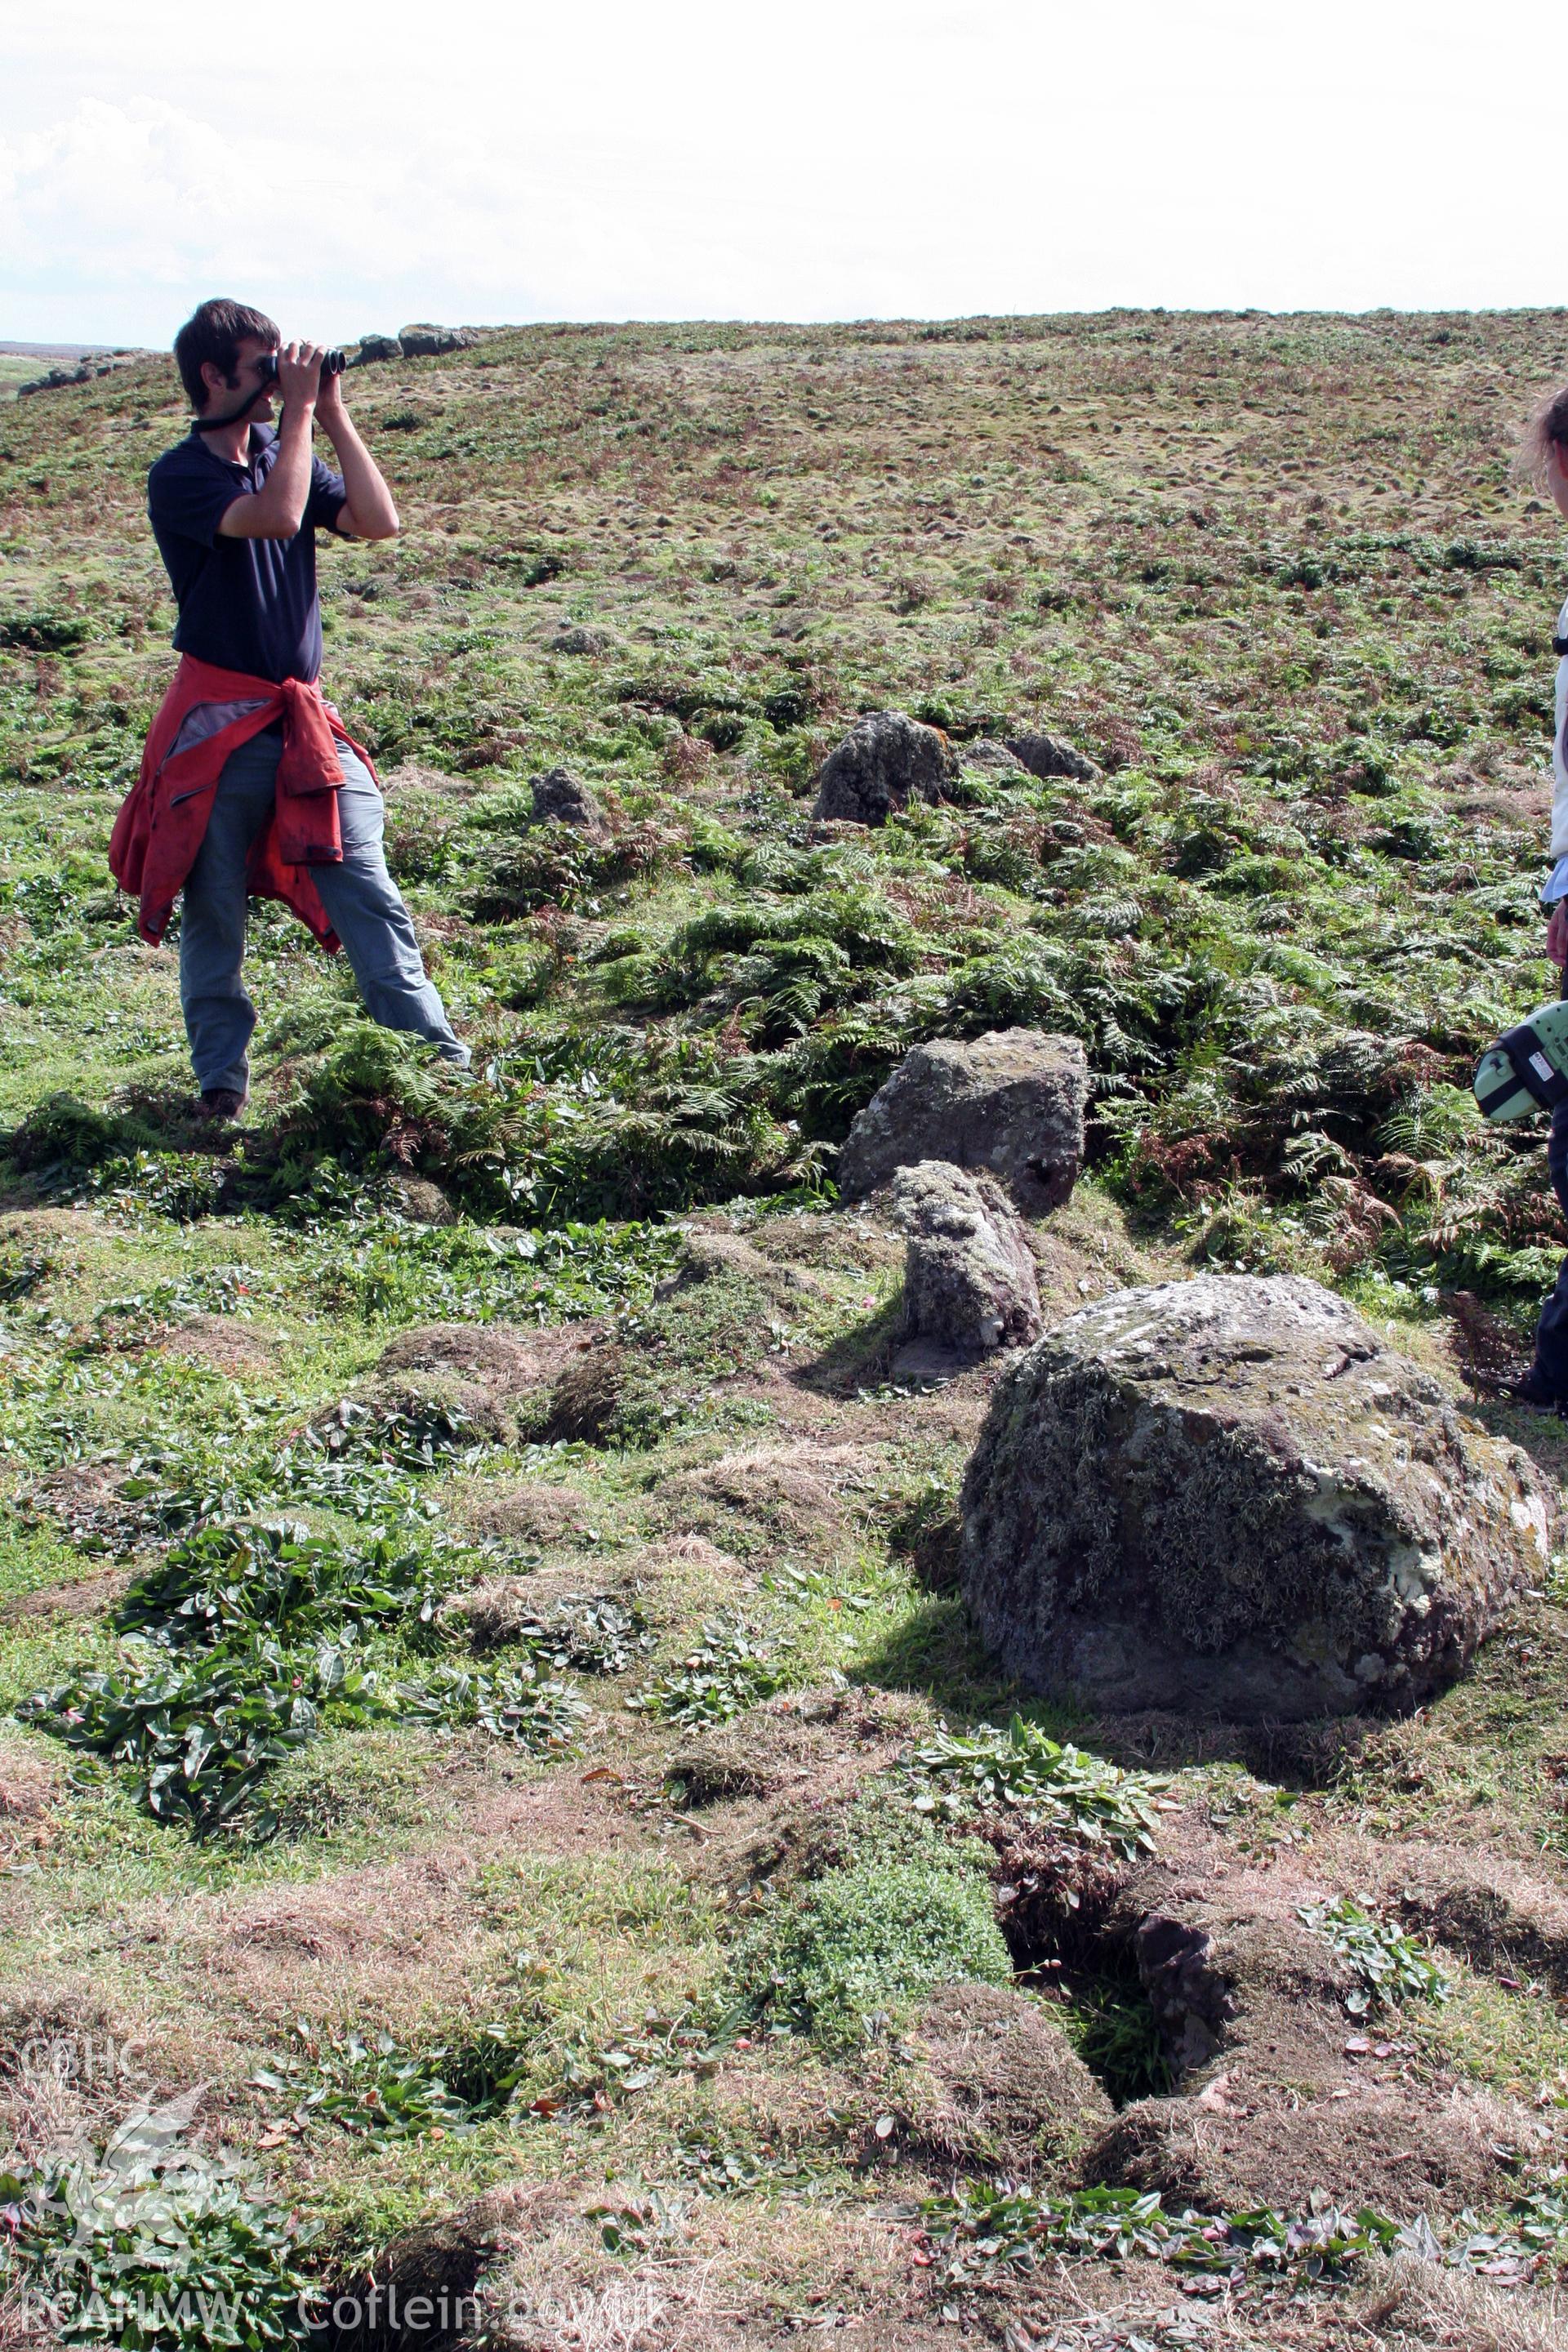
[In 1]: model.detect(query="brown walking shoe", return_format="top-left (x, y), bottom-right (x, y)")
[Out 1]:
top-left (196, 1088), bottom-right (248, 1124)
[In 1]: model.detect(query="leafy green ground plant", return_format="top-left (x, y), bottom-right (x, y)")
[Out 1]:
top-left (20, 1633), bottom-right (590, 1834)
top-left (1, 2107), bottom-right (318, 2349)
top-left (912, 2172), bottom-right (1568, 2290)
top-left (629, 1619), bottom-right (784, 1725)
top-left (18, 1503), bottom-right (598, 1831)
top-left (1297, 1895), bottom-right (1454, 2014)
top-left (115, 1521), bottom-right (452, 1650)
top-left (906, 1714), bottom-right (1167, 1857)
top-left (497, 1592), bottom-right (651, 1675)
top-left (18, 1637), bottom-right (394, 1835)
top-left (396, 1659), bottom-right (590, 1752)
top-left (250, 2020), bottom-right (541, 2142)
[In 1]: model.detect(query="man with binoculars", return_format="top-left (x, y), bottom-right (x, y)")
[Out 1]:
top-left (109, 296), bottom-right (467, 1120)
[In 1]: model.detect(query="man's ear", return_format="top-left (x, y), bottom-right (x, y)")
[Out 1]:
top-left (198, 358), bottom-right (234, 410)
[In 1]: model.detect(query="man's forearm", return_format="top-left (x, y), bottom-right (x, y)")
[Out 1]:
top-left (218, 405), bottom-right (316, 539)
top-left (320, 410), bottom-right (399, 538)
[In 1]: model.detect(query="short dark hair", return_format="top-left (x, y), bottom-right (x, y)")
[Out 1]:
top-left (173, 297), bottom-right (279, 412)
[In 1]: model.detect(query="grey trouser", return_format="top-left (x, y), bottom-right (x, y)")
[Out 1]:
top-left (179, 727), bottom-right (468, 1097)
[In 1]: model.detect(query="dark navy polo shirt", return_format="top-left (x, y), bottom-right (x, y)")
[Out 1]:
top-left (147, 425), bottom-right (349, 684)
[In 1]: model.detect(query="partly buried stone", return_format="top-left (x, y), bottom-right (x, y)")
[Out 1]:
top-left (891, 1160), bottom-right (1043, 1365)
top-left (809, 709), bottom-right (957, 826)
top-left (838, 1029), bottom-right (1088, 1212)
top-left (957, 739), bottom-right (1027, 777)
top-left (530, 765), bottom-right (606, 834)
top-left (350, 332), bottom-right (403, 365)
top-left (546, 624), bottom-right (615, 656)
top-left (960, 1273), bottom-right (1550, 1721)
top-left (382, 1173), bottom-right (457, 1225)
top-left (1006, 729), bottom-right (1098, 782)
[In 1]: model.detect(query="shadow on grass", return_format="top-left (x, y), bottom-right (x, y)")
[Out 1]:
top-left (791, 1295), bottom-right (903, 1398)
top-left (853, 1589), bottom-right (1396, 1787)
top-left (849, 1591), bottom-right (1020, 1718)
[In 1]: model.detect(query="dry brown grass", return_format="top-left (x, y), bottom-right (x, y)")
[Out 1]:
top-left (457, 1479), bottom-right (596, 1545)
top-left (483, 2185), bottom-right (944, 2350)
top-left (157, 1312), bottom-right (278, 1376)
top-left (653, 1441), bottom-right (883, 1557)
top-left (0, 1738), bottom-right (60, 1870)
top-left (1345, 2261), bottom-right (1568, 2352)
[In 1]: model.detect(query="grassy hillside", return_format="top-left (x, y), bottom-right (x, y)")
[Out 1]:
top-left (4, 313), bottom-right (1568, 2351)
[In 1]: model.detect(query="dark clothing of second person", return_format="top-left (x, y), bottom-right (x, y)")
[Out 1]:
top-left (147, 425), bottom-right (346, 684)
top-left (1531, 1100), bottom-right (1568, 1394)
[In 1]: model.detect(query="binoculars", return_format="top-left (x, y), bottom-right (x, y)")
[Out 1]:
top-left (256, 349), bottom-right (347, 381)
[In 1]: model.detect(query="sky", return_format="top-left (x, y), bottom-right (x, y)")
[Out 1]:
top-left (1, 0), bottom-right (1563, 345)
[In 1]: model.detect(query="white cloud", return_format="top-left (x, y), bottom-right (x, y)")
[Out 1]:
top-left (1, 0), bottom-right (1565, 342)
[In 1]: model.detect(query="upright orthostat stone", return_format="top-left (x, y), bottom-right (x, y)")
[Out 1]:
top-left (531, 766), bottom-right (605, 834)
top-left (810, 710), bottom-right (958, 826)
top-left (839, 1030), bottom-right (1088, 1212)
top-left (892, 1160), bottom-right (1044, 1361)
top-left (959, 1274), bottom-right (1550, 1721)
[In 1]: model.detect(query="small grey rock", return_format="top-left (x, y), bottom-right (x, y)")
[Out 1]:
top-left (531, 766), bottom-right (606, 833)
top-left (810, 709), bottom-right (958, 826)
top-left (351, 332), bottom-right (403, 366)
top-left (840, 1030), bottom-right (1088, 1213)
top-left (891, 1160), bottom-right (1043, 1362)
top-left (960, 739), bottom-right (1028, 775)
top-left (381, 1174), bottom-right (457, 1226)
top-left (547, 624), bottom-right (616, 656)
top-left (960, 1272), bottom-right (1551, 1721)
top-left (1006, 731), bottom-right (1098, 782)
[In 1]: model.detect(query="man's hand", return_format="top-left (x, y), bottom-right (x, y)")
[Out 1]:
top-left (314, 364), bottom-right (346, 429)
top-left (315, 369), bottom-right (400, 541)
top-left (216, 340), bottom-right (323, 541)
top-left (277, 340), bottom-right (324, 415)
top-left (1548, 901), bottom-right (1568, 966)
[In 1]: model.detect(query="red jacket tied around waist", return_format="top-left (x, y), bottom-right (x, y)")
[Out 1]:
top-left (108, 655), bottom-right (379, 949)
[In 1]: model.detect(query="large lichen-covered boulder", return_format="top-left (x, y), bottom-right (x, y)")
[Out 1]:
top-left (839, 1030), bottom-right (1088, 1211)
top-left (810, 709), bottom-right (957, 826)
top-left (960, 1273), bottom-right (1549, 1721)
top-left (891, 1160), bottom-right (1043, 1360)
